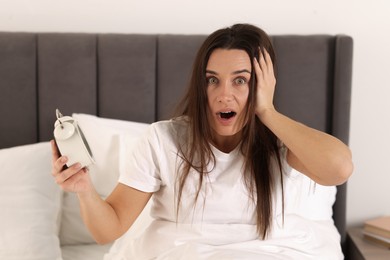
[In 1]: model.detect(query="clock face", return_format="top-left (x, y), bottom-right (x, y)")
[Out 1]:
top-left (54, 121), bottom-right (75, 141)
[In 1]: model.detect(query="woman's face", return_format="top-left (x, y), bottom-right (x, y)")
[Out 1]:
top-left (206, 48), bottom-right (251, 144)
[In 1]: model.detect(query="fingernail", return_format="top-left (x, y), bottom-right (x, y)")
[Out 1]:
top-left (61, 156), bottom-right (67, 163)
top-left (75, 163), bottom-right (82, 169)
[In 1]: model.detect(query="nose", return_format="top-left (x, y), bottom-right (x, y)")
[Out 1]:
top-left (217, 80), bottom-right (233, 103)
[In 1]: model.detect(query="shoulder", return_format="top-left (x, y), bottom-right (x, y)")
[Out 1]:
top-left (149, 116), bottom-right (189, 137)
top-left (145, 116), bottom-right (189, 147)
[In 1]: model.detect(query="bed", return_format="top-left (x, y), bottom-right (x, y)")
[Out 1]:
top-left (0, 31), bottom-right (353, 259)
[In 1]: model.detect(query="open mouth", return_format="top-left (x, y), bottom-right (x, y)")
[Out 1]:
top-left (218, 111), bottom-right (237, 120)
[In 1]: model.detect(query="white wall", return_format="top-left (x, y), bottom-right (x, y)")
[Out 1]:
top-left (1, 0), bottom-right (389, 227)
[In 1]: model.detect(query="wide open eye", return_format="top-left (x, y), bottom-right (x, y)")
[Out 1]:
top-left (234, 77), bottom-right (247, 85)
top-left (207, 76), bottom-right (218, 85)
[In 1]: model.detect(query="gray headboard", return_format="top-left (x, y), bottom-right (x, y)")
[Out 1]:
top-left (0, 32), bottom-right (353, 247)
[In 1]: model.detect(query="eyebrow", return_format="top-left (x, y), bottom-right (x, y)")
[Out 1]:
top-left (206, 69), bottom-right (251, 75)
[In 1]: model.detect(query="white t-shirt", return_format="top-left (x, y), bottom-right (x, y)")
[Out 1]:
top-left (114, 118), bottom-right (343, 259)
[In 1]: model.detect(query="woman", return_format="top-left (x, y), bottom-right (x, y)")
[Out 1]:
top-left (52, 24), bottom-right (353, 259)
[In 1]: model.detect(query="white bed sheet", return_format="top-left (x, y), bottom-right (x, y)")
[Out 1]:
top-left (105, 217), bottom-right (343, 259)
top-left (62, 243), bottom-right (112, 260)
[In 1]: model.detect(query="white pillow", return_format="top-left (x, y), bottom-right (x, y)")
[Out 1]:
top-left (0, 142), bottom-right (62, 260)
top-left (285, 168), bottom-right (337, 221)
top-left (59, 113), bottom-right (150, 246)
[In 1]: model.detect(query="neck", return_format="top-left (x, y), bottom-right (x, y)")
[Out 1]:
top-left (211, 132), bottom-right (241, 153)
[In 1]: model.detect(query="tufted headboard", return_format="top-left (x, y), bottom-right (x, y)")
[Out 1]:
top-left (0, 32), bottom-right (353, 247)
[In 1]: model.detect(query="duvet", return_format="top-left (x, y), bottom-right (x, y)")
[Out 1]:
top-left (104, 215), bottom-right (343, 260)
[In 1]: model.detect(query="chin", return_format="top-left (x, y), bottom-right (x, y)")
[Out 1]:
top-left (214, 126), bottom-right (241, 137)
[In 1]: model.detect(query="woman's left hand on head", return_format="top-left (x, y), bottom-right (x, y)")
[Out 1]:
top-left (253, 50), bottom-right (276, 118)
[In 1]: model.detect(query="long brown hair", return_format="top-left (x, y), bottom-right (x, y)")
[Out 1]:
top-left (174, 23), bottom-right (284, 239)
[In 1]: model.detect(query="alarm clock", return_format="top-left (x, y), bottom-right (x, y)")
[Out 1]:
top-left (53, 109), bottom-right (95, 168)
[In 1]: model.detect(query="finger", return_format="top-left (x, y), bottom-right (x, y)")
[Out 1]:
top-left (52, 155), bottom-right (68, 176)
top-left (263, 51), bottom-right (274, 74)
top-left (253, 57), bottom-right (260, 71)
top-left (65, 168), bottom-right (88, 185)
top-left (258, 48), bottom-right (267, 71)
top-left (51, 140), bottom-right (61, 164)
top-left (54, 163), bottom-right (83, 184)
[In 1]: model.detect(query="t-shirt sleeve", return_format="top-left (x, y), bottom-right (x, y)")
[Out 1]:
top-left (118, 124), bottom-right (162, 192)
